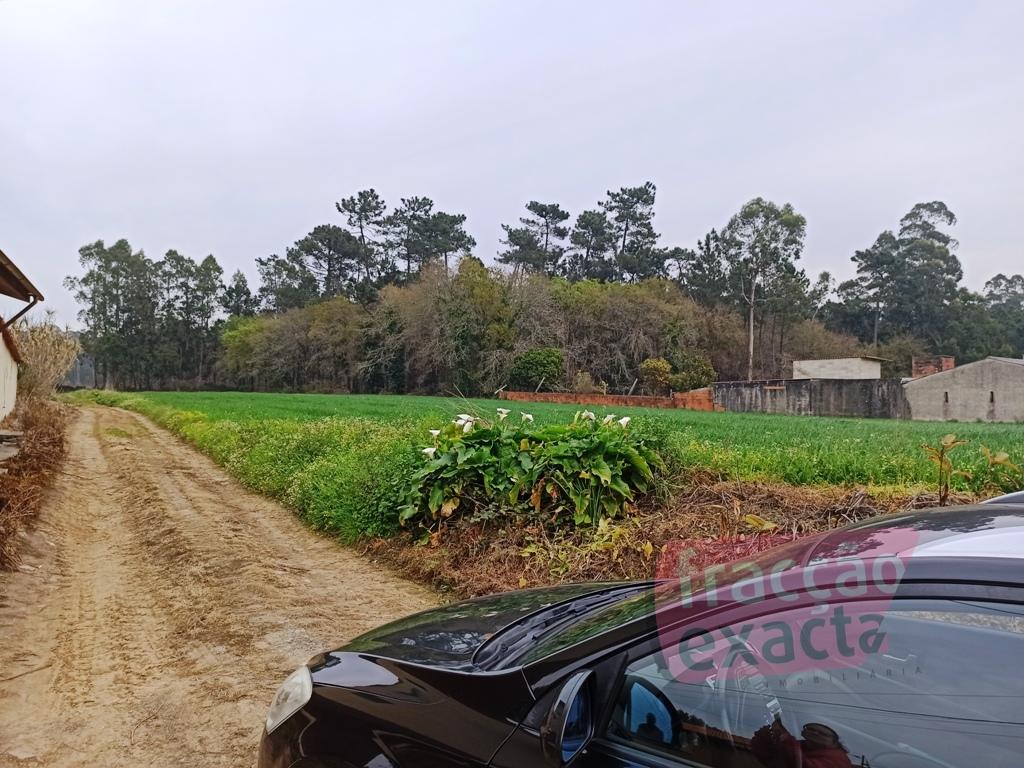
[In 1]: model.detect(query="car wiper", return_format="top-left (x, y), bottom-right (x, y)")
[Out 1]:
top-left (473, 586), bottom-right (645, 668)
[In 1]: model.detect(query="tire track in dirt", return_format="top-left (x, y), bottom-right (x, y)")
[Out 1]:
top-left (0, 406), bottom-right (437, 767)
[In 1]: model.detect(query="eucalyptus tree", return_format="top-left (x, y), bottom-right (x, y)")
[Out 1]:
top-left (221, 270), bottom-right (258, 317)
top-left (64, 239), bottom-right (162, 388)
top-left (721, 198), bottom-right (806, 380)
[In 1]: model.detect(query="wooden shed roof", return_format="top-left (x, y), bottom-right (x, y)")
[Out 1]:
top-left (0, 249), bottom-right (44, 303)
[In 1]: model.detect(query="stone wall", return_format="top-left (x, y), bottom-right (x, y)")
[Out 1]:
top-left (712, 379), bottom-right (910, 419)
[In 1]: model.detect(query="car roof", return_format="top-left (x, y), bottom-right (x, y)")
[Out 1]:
top-left (802, 503), bottom-right (1024, 561)
top-left (518, 505), bottom-right (1024, 685)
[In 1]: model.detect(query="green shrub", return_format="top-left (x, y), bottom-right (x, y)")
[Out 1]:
top-left (509, 347), bottom-right (564, 391)
top-left (399, 409), bottom-right (665, 534)
top-left (667, 351), bottom-right (716, 391)
top-left (286, 422), bottom-right (419, 540)
top-left (639, 357), bottom-right (673, 395)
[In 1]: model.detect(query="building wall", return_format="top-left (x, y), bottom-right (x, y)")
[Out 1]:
top-left (713, 379), bottom-right (909, 419)
top-left (903, 358), bottom-right (1024, 422)
top-left (0, 338), bottom-right (16, 420)
top-left (792, 358), bottom-right (881, 380)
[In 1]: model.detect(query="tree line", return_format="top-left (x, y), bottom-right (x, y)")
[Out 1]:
top-left (65, 185), bottom-right (1024, 393)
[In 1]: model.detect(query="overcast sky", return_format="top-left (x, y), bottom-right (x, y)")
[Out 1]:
top-left (1, 0), bottom-right (1021, 326)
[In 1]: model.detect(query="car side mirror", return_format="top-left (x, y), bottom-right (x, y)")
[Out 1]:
top-left (540, 670), bottom-right (593, 766)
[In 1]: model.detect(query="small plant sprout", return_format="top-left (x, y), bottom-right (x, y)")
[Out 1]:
top-left (602, 414), bottom-right (617, 425)
top-left (521, 412), bottom-right (534, 423)
top-left (920, 433), bottom-right (969, 506)
top-left (496, 408), bottom-right (510, 421)
top-left (617, 416), bottom-right (631, 428)
top-left (422, 447), bottom-right (437, 457)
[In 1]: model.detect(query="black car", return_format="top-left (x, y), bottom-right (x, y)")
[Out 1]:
top-left (259, 503), bottom-right (1024, 768)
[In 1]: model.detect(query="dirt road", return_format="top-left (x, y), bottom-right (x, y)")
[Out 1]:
top-left (0, 406), bottom-right (437, 767)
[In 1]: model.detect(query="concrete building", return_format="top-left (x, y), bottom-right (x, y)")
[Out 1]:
top-left (904, 356), bottom-right (1024, 422)
top-left (0, 248), bottom-right (44, 419)
top-left (792, 356), bottom-right (885, 380)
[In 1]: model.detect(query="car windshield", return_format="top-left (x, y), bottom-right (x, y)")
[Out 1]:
top-left (474, 584), bottom-right (652, 668)
top-left (483, 587), bottom-right (657, 668)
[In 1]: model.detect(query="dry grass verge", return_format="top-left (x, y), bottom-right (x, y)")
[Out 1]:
top-left (0, 399), bottom-right (71, 569)
top-left (367, 480), bottom-right (974, 599)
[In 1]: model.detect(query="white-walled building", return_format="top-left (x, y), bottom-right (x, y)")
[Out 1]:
top-left (0, 249), bottom-right (44, 419)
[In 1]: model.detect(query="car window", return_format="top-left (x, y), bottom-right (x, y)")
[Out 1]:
top-left (605, 599), bottom-right (1024, 767)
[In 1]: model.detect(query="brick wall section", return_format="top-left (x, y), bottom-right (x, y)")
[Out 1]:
top-left (498, 388), bottom-right (719, 411)
top-left (911, 356), bottom-right (955, 378)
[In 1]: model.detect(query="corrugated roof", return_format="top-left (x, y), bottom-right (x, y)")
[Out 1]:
top-left (0, 248), bottom-right (44, 302)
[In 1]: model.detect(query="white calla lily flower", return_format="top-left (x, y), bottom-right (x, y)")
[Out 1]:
top-left (422, 447), bottom-right (437, 457)
top-left (462, 420), bottom-right (474, 433)
top-left (521, 412), bottom-right (534, 422)
top-left (429, 429), bottom-right (441, 437)
top-left (496, 408), bottom-right (510, 420)
top-left (602, 414), bottom-right (617, 425)
top-left (581, 410), bottom-right (596, 421)
top-left (617, 416), bottom-right (631, 427)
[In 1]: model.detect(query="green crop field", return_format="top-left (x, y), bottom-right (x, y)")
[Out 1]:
top-left (74, 390), bottom-right (1024, 491)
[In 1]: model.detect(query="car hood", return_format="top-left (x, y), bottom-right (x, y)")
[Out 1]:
top-left (333, 582), bottom-right (630, 669)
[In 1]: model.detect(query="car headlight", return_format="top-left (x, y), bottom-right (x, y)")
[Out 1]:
top-left (265, 666), bottom-right (313, 734)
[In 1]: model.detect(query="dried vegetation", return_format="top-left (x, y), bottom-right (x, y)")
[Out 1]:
top-left (0, 399), bottom-right (70, 569)
top-left (369, 479), bottom-right (974, 599)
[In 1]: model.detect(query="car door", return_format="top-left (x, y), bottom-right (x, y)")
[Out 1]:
top-left (577, 590), bottom-right (1024, 768)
